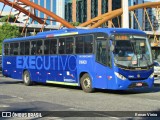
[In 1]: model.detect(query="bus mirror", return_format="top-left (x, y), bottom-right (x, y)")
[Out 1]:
top-left (110, 44), bottom-right (115, 52)
top-left (110, 35), bottom-right (114, 40)
top-left (157, 55), bottom-right (160, 59)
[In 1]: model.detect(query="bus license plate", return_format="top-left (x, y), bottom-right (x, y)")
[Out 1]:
top-left (136, 83), bottom-right (142, 87)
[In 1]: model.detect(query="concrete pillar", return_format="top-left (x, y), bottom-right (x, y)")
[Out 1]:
top-left (122, 0), bottom-right (129, 28)
top-left (87, 0), bottom-right (91, 20)
top-left (108, 0), bottom-right (112, 28)
top-left (72, 0), bottom-right (76, 22)
top-left (98, 0), bottom-right (102, 16)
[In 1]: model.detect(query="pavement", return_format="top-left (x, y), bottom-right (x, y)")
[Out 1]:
top-left (0, 74), bottom-right (160, 120)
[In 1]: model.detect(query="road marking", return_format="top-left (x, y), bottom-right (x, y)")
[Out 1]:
top-left (10, 95), bottom-right (24, 100)
top-left (69, 108), bottom-right (77, 110)
top-left (108, 117), bottom-right (120, 120)
top-left (0, 104), bottom-right (10, 108)
top-left (17, 97), bottom-right (24, 100)
top-left (40, 117), bottom-right (63, 120)
top-left (11, 95), bottom-right (17, 98)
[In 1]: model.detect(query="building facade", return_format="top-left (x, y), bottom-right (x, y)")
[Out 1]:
top-left (65, 0), bottom-right (145, 28)
top-left (65, 0), bottom-right (122, 27)
top-left (144, 0), bottom-right (160, 31)
top-left (133, 0), bottom-right (144, 30)
top-left (30, 0), bottom-right (65, 25)
top-left (13, 0), bottom-right (155, 30)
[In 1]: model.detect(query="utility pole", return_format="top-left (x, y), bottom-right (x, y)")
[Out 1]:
top-left (122, 0), bottom-right (129, 28)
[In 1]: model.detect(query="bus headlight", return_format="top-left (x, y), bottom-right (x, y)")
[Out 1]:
top-left (149, 73), bottom-right (154, 78)
top-left (114, 72), bottom-right (127, 80)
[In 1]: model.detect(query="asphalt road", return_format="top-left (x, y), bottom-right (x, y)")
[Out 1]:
top-left (0, 75), bottom-right (160, 120)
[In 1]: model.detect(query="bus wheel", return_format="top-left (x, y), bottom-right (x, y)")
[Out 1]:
top-left (23, 71), bottom-right (32, 86)
top-left (80, 73), bottom-right (95, 93)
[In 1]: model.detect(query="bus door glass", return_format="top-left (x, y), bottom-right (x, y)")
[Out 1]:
top-left (95, 39), bottom-right (111, 88)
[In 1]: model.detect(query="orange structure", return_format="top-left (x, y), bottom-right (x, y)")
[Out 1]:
top-left (108, 0), bottom-right (112, 28)
top-left (18, 0), bottom-right (75, 28)
top-left (0, 0), bottom-right (75, 28)
top-left (0, 0), bottom-right (160, 32)
top-left (79, 2), bottom-right (160, 29)
top-left (72, 0), bottom-right (76, 22)
top-left (98, 0), bottom-right (102, 16)
top-left (0, 0), bottom-right (44, 24)
top-left (87, 0), bottom-right (91, 21)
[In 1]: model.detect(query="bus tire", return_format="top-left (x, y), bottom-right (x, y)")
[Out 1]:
top-left (23, 71), bottom-right (32, 86)
top-left (80, 73), bottom-right (95, 93)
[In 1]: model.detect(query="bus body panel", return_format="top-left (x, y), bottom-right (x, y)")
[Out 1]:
top-left (3, 55), bottom-right (78, 85)
top-left (112, 77), bottom-right (154, 90)
top-left (3, 56), bottom-right (22, 79)
top-left (2, 28), bottom-right (154, 91)
top-left (76, 55), bottom-right (95, 87)
top-left (93, 62), bottom-right (115, 89)
top-left (115, 67), bottom-right (153, 80)
top-left (112, 67), bottom-right (154, 90)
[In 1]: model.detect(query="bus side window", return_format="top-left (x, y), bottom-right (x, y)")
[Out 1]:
top-left (36, 40), bottom-right (43, 55)
top-left (66, 37), bottom-right (74, 54)
top-left (44, 40), bottom-right (50, 55)
top-left (9, 42), bottom-right (19, 56)
top-left (75, 36), bottom-right (83, 54)
top-left (10, 43), bottom-right (14, 55)
top-left (25, 41), bottom-right (30, 55)
top-left (84, 35), bottom-right (93, 53)
top-left (31, 41), bottom-right (36, 55)
top-left (13, 43), bottom-right (19, 55)
top-left (58, 38), bottom-right (65, 54)
top-left (4, 43), bottom-right (9, 55)
top-left (20, 42), bottom-right (25, 55)
top-left (50, 39), bottom-right (57, 54)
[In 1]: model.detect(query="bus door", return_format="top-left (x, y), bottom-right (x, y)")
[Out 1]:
top-left (94, 39), bottom-right (112, 89)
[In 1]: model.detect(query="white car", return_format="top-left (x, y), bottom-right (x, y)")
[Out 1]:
top-left (154, 61), bottom-right (160, 79)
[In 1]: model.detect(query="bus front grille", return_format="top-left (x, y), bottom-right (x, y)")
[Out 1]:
top-left (128, 78), bottom-right (146, 81)
top-left (128, 82), bottom-right (148, 89)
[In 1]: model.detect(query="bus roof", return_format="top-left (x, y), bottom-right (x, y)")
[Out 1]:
top-left (3, 28), bottom-right (146, 43)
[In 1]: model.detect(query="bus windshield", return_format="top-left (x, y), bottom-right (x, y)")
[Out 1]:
top-left (113, 35), bottom-right (152, 68)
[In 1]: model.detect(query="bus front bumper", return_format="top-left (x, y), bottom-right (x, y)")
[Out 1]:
top-left (116, 78), bottom-right (154, 90)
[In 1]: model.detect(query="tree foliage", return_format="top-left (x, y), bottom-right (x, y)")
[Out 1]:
top-left (0, 15), bottom-right (17, 22)
top-left (0, 23), bottom-right (21, 54)
top-left (70, 22), bottom-right (80, 26)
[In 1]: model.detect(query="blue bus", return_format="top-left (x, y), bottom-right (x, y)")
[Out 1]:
top-left (2, 28), bottom-right (154, 92)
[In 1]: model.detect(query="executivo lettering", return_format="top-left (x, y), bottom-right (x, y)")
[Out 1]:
top-left (16, 56), bottom-right (77, 71)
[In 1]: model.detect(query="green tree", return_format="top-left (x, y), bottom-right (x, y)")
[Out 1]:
top-left (0, 15), bottom-right (19, 22)
top-left (70, 22), bottom-right (80, 26)
top-left (0, 23), bottom-right (21, 55)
